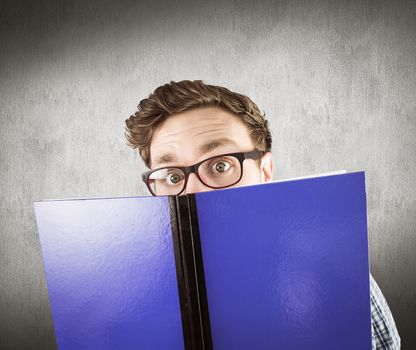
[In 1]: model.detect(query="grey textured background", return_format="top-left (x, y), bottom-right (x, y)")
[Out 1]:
top-left (1, 0), bottom-right (415, 348)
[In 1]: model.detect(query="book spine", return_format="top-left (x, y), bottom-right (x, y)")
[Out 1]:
top-left (169, 195), bottom-right (213, 350)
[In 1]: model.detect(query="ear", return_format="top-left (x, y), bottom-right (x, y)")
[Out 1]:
top-left (260, 152), bottom-right (274, 183)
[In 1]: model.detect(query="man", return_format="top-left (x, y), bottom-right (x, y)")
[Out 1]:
top-left (125, 80), bottom-right (400, 349)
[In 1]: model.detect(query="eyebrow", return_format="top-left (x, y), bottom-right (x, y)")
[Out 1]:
top-left (198, 138), bottom-right (237, 155)
top-left (154, 153), bottom-right (177, 165)
top-left (153, 138), bottom-right (238, 167)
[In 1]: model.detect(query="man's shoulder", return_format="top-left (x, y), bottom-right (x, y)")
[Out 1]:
top-left (369, 274), bottom-right (401, 349)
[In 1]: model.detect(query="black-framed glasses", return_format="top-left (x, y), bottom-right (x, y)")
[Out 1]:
top-left (142, 150), bottom-right (263, 196)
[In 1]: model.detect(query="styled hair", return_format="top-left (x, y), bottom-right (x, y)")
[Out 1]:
top-left (125, 80), bottom-right (272, 168)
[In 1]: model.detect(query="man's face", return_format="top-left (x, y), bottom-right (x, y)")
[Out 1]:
top-left (149, 106), bottom-right (274, 194)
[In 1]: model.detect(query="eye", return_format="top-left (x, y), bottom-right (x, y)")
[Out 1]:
top-left (166, 171), bottom-right (184, 185)
top-left (212, 160), bottom-right (231, 173)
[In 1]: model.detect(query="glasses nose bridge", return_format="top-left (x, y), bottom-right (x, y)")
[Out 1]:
top-left (183, 163), bottom-right (201, 178)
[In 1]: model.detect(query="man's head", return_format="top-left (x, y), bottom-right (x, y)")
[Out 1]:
top-left (125, 80), bottom-right (274, 195)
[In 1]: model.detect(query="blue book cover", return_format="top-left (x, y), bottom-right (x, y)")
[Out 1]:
top-left (34, 171), bottom-right (372, 349)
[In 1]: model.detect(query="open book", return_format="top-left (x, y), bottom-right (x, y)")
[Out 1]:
top-left (34, 171), bottom-right (371, 350)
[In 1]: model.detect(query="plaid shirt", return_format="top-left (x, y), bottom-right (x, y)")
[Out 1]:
top-left (370, 274), bottom-right (401, 349)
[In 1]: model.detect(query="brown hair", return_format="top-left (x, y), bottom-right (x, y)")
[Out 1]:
top-left (125, 80), bottom-right (272, 168)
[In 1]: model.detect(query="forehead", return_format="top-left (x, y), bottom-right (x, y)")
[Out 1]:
top-left (150, 106), bottom-right (254, 167)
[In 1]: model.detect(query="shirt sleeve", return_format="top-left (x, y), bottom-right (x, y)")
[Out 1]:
top-left (370, 274), bottom-right (401, 349)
